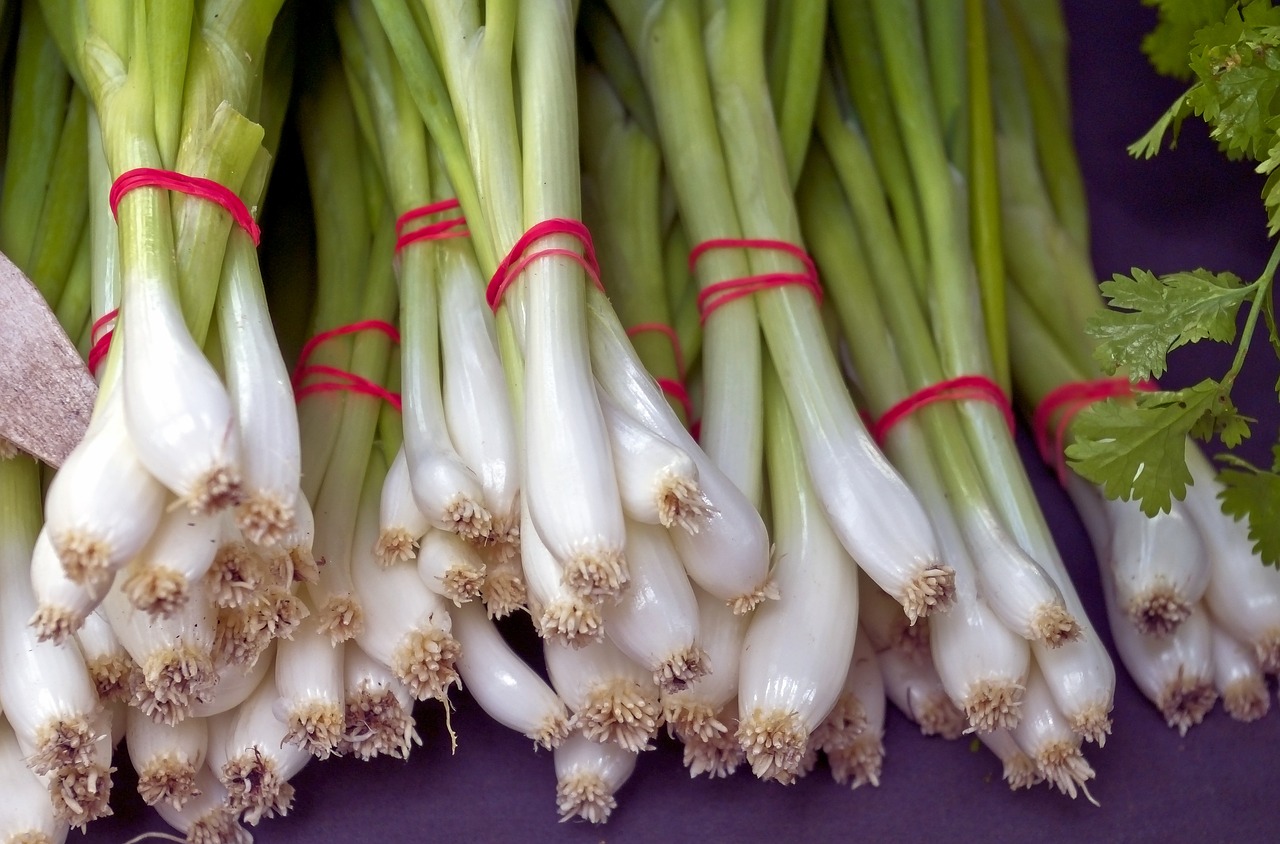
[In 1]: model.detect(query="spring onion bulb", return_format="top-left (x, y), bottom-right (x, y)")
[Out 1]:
top-left (375, 446), bottom-right (430, 565)
top-left (553, 731), bottom-right (638, 825)
top-left (878, 642), bottom-right (966, 741)
top-left (1105, 578), bottom-right (1216, 736)
top-left (44, 384), bottom-right (166, 585)
top-left (544, 636), bottom-right (662, 752)
top-left (351, 462), bottom-right (461, 702)
top-left (603, 519), bottom-right (705, 694)
top-left (1102, 495), bottom-right (1208, 637)
top-left (0, 715), bottom-right (68, 844)
top-left (1210, 622), bottom-right (1270, 723)
top-left (599, 392), bottom-right (710, 532)
top-left (152, 766), bottom-right (250, 844)
top-left (979, 728), bottom-right (1042, 791)
top-left (662, 585), bottom-right (748, 743)
top-left (305, 444), bottom-right (368, 645)
top-left (403, 439), bottom-right (493, 547)
top-left (437, 233), bottom-right (520, 547)
top-left (218, 230), bottom-right (301, 547)
top-left (191, 643), bottom-right (275, 722)
top-left (522, 499), bottom-right (603, 646)
top-left (122, 508), bottom-right (222, 617)
top-left (451, 600), bottom-right (571, 749)
top-left (1183, 446), bottom-right (1280, 673)
top-left (204, 518), bottom-right (269, 611)
top-left (480, 553), bottom-right (528, 620)
top-left (273, 599), bottom-right (344, 759)
top-left (340, 644), bottom-right (421, 761)
top-left (30, 528), bottom-right (105, 644)
top-left (117, 203), bottom-right (243, 516)
top-left (680, 699), bottom-right (745, 779)
top-left (281, 493), bottom-right (319, 585)
top-left (212, 669), bottom-right (311, 826)
top-left (101, 577), bottom-right (216, 725)
top-left (859, 575), bottom-right (932, 661)
top-left (818, 630), bottom-right (886, 790)
top-left (734, 376), bottom-right (860, 783)
top-left (1009, 664), bottom-right (1096, 801)
top-left (44, 709), bottom-right (114, 830)
top-left (585, 296), bottom-right (773, 611)
top-left (125, 708), bottom-right (207, 810)
top-left (74, 608), bottom-right (139, 705)
top-left (417, 529), bottom-right (486, 606)
top-left (0, 499), bottom-right (101, 779)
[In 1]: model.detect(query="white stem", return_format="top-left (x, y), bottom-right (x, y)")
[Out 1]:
top-left (122, 506), bottom-right (223, 617)
top-left (376, 444), bottom-right (432, 565)
top-left (661, 584), bottom-right (748, 741)
top-left (553, 731), bottom-right (638, 825)
top-left (30, 527), bottom-right (105, 643)
top-left (126, 707), bottom-right (207, 810)
top-left (340, 643), bottom-right (421, 761)
top-left (1103, 494), bottom-right (1209, 637)
top-left (1184, 444), bottom-right (1280, 674)
top-left (817, 629), bottom-right (886, 790)
top-left (1210, 620), bottom-right (1270, 722)
top-left (0, 716), bottom-right (68, 844)
top-left (878, 641), bottom-right (966, 741)
top-left (152, 766), bottom-right (250, 844)
top-left (273, 600), bottom-right (344, 759)
top-left (189, 642), bottom-right (274, 719)
top-left (452, 600), bottom-right (570, 748)
top-left (75, 607), bottom-right (139, 705)
top-left (544, 635), bottom-right (662, 752)
top-left (587, 295), bottom-right (772, 608)
top-left (1010, 663), bottom-right (1096, 801)
top-left (44, 383), bottom-right (167, 585)
top-left (522, 497), bottom-right (603, 646)
top-left (219, 232), bottom-right (300, 546)
top-left (417, 529), bottom-right (487, 606)
top-left (599, 391), bottom-right (709, 531)
top-left (604, 520), bottom-right (704, 694)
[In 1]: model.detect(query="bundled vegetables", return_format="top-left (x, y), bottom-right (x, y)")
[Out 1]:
top-left (0, 0), bottom-right (1275, 839)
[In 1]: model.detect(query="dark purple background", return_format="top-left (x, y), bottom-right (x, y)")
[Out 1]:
top-left (89, 2), bottom-right (1280, 842)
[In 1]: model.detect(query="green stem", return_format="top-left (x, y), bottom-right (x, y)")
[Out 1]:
top-left (764, 0), bottom-right (827, 185)
top-left (1225, 242), bottom-right (1280, 387)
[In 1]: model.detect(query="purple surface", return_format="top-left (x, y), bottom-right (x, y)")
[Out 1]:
top-left (89, 2), bottom-right (1280, 842)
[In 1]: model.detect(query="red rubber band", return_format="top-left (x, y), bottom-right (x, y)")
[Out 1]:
top-left (485, 219), bottom-right (603, 312)
top-left (291, 320), bottom-right (401, 389)
top-left (871, 375), bottom-right (1015, 446)
top-left (688, 238), bottom-right (822, 323)
top-left (109, 167), bottom-right (261, 246)
top-left (87, 308), bottom-right (119, 375)
top-left (292, 320), bottom-right (402, 409)
top-left (394, 198), bottom-right (469, 253)
top-left (626, 321), bottom-right (696, 426)
top-left (293, 365), bottom-right (403, 412)
top-left (1033, 377), bottom-right (1156, 484)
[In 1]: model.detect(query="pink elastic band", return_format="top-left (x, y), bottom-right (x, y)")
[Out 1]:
top-left (87, 308), bottom-right (119, 375)
top-left (109, 168), bottom-right (260, 246)
top-left (626, 322), bottom-right (695, 427)
top-left (1033, 377), bottom-right (1156, 484)
top-left (872, 375), bottom-right (1015, 446)
top-left (688, 238), bottom-right (822, 323)
top-left (486, 219), bottom-right (603, 312)
top-left (292, 320), bottom-right (402, 410)
top-left (395, 198), bottom-right (469, 253)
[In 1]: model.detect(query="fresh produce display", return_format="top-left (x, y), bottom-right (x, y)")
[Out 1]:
top-left (0, 0), bottom-right (1275, 841)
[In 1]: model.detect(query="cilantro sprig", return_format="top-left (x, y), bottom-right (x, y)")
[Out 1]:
top-left (1069, 0), bottom-right (1280, 565)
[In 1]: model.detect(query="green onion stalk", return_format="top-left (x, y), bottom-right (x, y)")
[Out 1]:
top-left (854, 0), bottom-right (1115, 747)
top-left (295, 39), bottom-right (399, 645)
top-left (604, 0), bottom-right (951, 620)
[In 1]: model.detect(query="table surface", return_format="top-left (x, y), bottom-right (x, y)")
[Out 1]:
top-left (87, 2), bottom-right (1280, 842)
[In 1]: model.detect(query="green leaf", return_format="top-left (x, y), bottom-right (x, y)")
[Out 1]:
top-left (1066, 380), bottom-right (1243, 515)
top-left (1088, 268), bottom-right (1250, 378)
top-left (1217, 451), bottom-right (1280, 566)
top-left (1140, 0), bottom-right (1236, 80)
top-left (1128, 94), bottom-right (1193, 158)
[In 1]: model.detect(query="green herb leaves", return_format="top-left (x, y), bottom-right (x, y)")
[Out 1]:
top-left (1068, 380), bottom-right (1251, 515)
top-left (1089, 268), bottom-right (1249, 380)
top-left (1218, 448), bottom-right (1280, 565)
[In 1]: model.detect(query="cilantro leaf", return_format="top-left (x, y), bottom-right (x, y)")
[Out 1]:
top-left (1088, 268), bottom-right (1250, 379)
top-left (1127, 94), bottom-right (1193, 159)
top-left (1217, 449), bottom-right (1280, 566)
top-left (1066, 380), bottom-right (1247, 516)
top-left (1140, 0), bottom-right (1235, 81)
